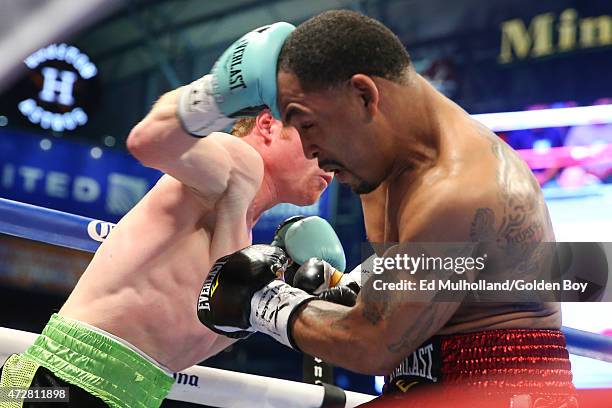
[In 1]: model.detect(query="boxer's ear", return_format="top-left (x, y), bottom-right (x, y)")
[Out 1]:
top-left (349, 74), bottom-right (379, 117)
top-left (254, 110), bottom-right (274, 143)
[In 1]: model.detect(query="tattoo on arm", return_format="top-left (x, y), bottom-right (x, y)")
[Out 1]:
top-left (470, 208), bottom-right (496, 242)
top-left (361, 298), bottom-right (392, 326)
top-left (476, 124), bottom-right (554, 274)
top-left (485, 126), bottom-right (545, 243)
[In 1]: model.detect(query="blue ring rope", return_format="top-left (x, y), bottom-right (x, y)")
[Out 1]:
top-left (0, 197), bottom-right (112, 253)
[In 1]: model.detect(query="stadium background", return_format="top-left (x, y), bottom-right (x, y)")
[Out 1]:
top-left (0, 0), bottom-right (611, 405)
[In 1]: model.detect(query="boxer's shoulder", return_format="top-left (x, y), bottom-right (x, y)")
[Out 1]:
top-left (395, 174), bottom-right (497, 241)
top-left (207, 131), bottom-right (264, 184)
top-left (150, 175), bottom-right (210, 212)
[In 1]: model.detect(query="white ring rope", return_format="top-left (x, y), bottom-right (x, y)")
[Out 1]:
top-left (0, 327), bottom-right (375, 407)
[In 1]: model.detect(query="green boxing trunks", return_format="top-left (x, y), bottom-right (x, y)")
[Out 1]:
top-left (0, 314), bottom-right (174, 408)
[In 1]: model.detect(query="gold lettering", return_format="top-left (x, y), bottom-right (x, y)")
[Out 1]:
top-left (531, 13), bottom-right (555, 57)
top-left (498, 13), bottom-right (555, 63)
top-left (500, 9), bottom-right (612, 64)
top-left (499, 19), bottom-right (530, 63)
top-left (395, 379), bottom-right (419, 393)
top-left (580, 15), bottom-right (612, 48)
top-left (558, 9), bottom-right (578, 51)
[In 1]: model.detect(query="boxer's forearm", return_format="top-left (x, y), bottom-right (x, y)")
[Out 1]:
top-left (127, 88), bottom-right (203, 175)
top-left (291, 300), bottom-right (398, 375)
top-left (127, 90), bottom-right (262, 200)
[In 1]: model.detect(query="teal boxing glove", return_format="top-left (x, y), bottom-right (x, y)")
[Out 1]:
top-left (178, 22), bottom-right (295, 136)
top-left (271, 215), bottom-right (305, 248)
top-left (283, 216), bottom-right (347, 273)
top-left (270, 215), bottom-right (305, 284)
top-left (212, 22), bottom-right (294, 118)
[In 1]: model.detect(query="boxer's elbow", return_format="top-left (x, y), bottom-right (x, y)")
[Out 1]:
top-left (344, 308), bottom-right (405, 375)
top-left (351, 337), bottom-right (402, 375)
top-left (369, 353), bottom-right (403, 375)
top-left (340, 343), bottom-right (399, 375)
top-left (127, 112), bottom-right (174, 168)
top-left (127, 91), bottom-right (182, 168)
top-left (347, 315), bottom-right (403, 375)
top-left (126, 121), bottom-right (152, 164)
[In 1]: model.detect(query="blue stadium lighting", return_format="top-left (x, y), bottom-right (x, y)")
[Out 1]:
top-left (39, 138), bottom-right (52, 151)
top-left (90, 147), bottom-right (103, 159)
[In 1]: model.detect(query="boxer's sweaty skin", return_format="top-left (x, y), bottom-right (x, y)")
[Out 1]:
top-left (60, 91), bottom-right (263, 371)
top-left (278, 71), bottom-right (560, 374)
top-left (360, 107), bottom-right (560, 336)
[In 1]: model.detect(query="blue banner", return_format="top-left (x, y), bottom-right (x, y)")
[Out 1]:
top-left (0, 129), bottom-right (162, 223)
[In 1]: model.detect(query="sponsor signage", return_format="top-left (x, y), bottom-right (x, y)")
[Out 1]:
top-left (17, 43), bottom-right (100, 132)
top-left (499, 8), bottom-right (612, 64)
top-left (0, 129), bottom-right (161, 222)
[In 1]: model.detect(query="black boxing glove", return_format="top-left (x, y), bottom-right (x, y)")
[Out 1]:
top-left (197, 244), bottom-right (316, 348)
top-left (293, 258), bottom-right (358, 306)
top-left (317, 286), bottom-right (358, 307)
top-left (197, 244), bottom-right (291, 339)
top-left (292, 258), bottom-right (343, 294)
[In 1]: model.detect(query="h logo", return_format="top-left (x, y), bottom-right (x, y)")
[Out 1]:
top-left (39, 67), bottom-right (77, 106)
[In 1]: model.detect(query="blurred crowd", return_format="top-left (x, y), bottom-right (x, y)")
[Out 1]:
top-left (500, 98), bottom-right (612, 189)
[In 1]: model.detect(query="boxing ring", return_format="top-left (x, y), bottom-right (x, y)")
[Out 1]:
top-left (1, 197), bottom-right (612, 407)
top-left (0, 197), bottom-right (375, 407)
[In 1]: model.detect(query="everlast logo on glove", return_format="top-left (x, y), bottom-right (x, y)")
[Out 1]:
top-left (229, 39), bottom-right (248, 90)
top-left (197, 259), bottom-right (227, 312)
top-left (197, 245), bottom-right (292, 340)
top-left (385, 337), bottom-right (441, 393)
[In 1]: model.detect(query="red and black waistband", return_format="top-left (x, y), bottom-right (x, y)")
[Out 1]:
top-left (385, 329), bottom-right (575, 396)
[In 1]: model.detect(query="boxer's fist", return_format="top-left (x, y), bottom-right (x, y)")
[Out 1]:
top-left (293, 257), bottom-right (357, 305)
top-left (271, 215), bottom-right (305, 248)
top-left (317, 286), bottom-right (358, 307)
top-left (292, 258), bottom-right (344, 295)
top-left (196, 244), bottom-right (289, 339)
top-left (212, 22), bottom-right (294, 118)
top-left (178, 22), bottom-right (295, 136)
top-left (274, 216), bottom-right (346, 274)
top-left (337, 265), bottom-right (364, 295)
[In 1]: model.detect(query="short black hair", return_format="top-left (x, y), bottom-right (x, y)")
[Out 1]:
top-left (278, 10), bottom-right (411, 89)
